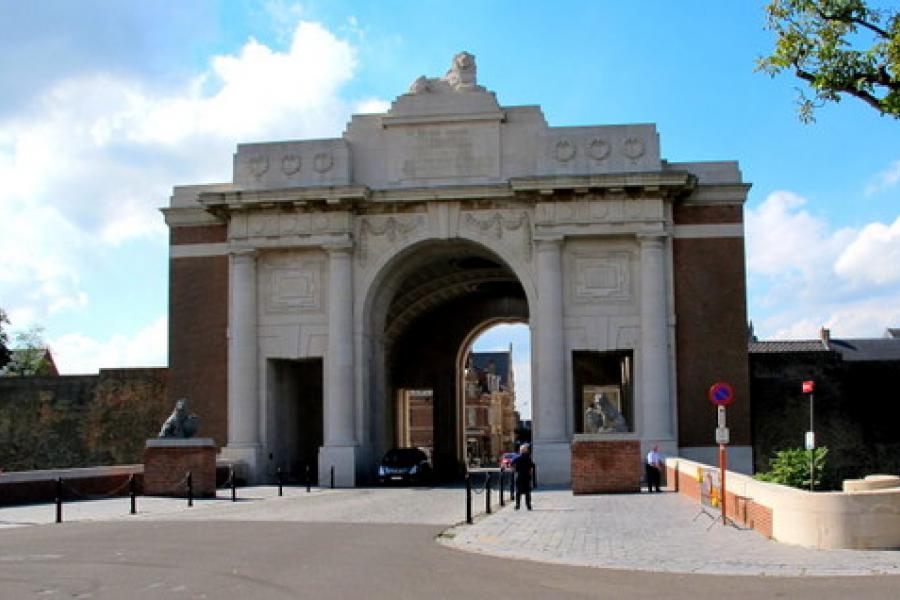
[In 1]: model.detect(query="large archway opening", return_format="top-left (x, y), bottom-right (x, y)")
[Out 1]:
top-left (367, 239), bottom-right (529, 482)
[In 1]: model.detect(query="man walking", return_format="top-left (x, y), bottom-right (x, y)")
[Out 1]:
top-left (512, 444), bottom-right (534, 510)
top-left (645, 445), bottom-right (663, 493)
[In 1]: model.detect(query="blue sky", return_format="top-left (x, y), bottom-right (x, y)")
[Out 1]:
top-left (1, 2), bottom-right (898, 418)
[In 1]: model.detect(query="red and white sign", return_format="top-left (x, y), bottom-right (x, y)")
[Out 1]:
top-left (708, 382), bottom-right (734, 406)
top-left (802, 380), bottom-right (815, 394)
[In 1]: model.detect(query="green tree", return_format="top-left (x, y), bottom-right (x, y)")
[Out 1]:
top-left (758, 0), bottom-right (900, 122)
top-left (3, 326), bottom-right (53, 377)
top-left (0, 309), bottom-right (10, 369)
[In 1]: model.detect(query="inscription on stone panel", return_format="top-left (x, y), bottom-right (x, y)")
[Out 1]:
top-left (238, 212), bottom-right (351, 239)
top-left (389, 124), bottom-right (500, 181)
top-left (573, 253), bottom-right (631, 302)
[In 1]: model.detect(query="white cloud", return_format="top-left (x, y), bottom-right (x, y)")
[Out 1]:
top-left (865, 160), bottom-right (900, 196)
top-left (747, 191), bottom-right (900, 339)
top-left (0, 19), bottom-right (385, 330)
top-left (49, 315), bottom-right (168, 374)
top-left (834, 216), bottom-right (900, 286)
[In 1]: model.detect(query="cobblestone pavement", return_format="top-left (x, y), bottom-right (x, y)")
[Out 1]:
top-left (2, 485), bottom-right (898, 578)
top-left (440, 488), bottom-right (900, 577)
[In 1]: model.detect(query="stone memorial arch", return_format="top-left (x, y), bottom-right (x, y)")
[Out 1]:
top-left (163, 52), bottom-right (751, 486)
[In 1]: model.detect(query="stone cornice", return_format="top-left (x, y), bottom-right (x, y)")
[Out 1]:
top-left (510, 171), bottom-right (696, 196)
top-left (160, 206), bottom-right (225, 227)
top-left (683, 183), bottom-right (752, 205)
top-left (198, 185), bottom-right (370, 211)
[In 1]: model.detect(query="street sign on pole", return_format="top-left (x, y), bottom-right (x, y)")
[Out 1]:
top-left (802, 380), bottom-right (814, 394)
top-left (716, 427), bottom-right (730, 445)
top-left (805, 431), bottom-right (815, 451)
top-left (708, 382), bottom-right (734, 407)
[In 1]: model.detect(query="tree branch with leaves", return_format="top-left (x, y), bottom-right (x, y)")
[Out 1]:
top-left (757, 0), bottom-right (900, 122)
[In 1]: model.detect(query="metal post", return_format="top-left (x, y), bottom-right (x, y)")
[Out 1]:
top-left (330, 465), bottom-right (335, 489)
top-left (510, 469), bottom-right (515, 497)
top-left (277, 467), bottom-right (283, 497)
top-left (486, 473), bottom-right (492, 515)
top-left (499, 471), bottom-right (505, 507)
top-left (55, 477), bottom-right (63, 524)
top-left (532, 463), bottom-right (537, 489)
top-left (719, 444), bottom-right (727, 525)
top-left (810, 392), bottom-right (815, 493)
top-left (465, 472), bottom-right (472, 524)
top-left (306, 464), bottom-right (311, 493)
top-left (230, 467), bottom-right (236, 502)
top-left (187, 471), bottom-right (193, 507)
top-left (129, 475), bottom-right (136, 515)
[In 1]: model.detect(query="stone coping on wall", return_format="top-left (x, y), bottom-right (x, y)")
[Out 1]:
top-left (665, 456), bottom-right (900, 550)
top-left (0, 464), bottom-right (143, 484)
top-left (145, 438), bottom-right (216, 448)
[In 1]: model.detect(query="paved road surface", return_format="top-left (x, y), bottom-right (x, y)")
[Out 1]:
top-left (0, 485), bottom-right (897, 599)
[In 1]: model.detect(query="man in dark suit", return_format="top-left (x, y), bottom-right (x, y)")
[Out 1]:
top-left (512, 444), bottom-right (534, 510)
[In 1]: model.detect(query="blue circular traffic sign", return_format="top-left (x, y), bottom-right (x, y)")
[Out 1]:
top-left (708, 382), bottom-right (734, 406)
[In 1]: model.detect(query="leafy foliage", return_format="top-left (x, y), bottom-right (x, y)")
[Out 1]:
top-left (2, 326), bottom-right (53, 377)
top-left (758, 0), bottom-right (900, 121)
top-left (0, 309), bottom-right (10, 370)
top-left (755, 446), bottom-right (829, 490)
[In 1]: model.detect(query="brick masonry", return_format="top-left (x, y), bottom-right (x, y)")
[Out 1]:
top-left (144, 444), bottom-right (216, 497)
top-left (571, 439), bottom-right (641, 494)
top-left (673, 234), bottom-right (751, 448)
top-left (667, 464), bottom-right (773, 539)
top-left (168, 249), bottom-right (228, 446)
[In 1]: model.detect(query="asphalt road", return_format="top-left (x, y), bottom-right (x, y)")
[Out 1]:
top-left (1, 520), bottom-right (897, 599)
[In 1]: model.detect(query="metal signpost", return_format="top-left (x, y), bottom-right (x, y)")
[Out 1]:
top-left (708, 381), bottom-right (734, 525)
top-left (803, 380), bottom-right (815, 492)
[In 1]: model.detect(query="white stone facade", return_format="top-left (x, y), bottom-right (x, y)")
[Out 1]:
top-left (163, 53), bottom-right (751, 485)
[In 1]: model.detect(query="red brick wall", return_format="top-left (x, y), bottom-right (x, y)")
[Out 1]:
top-left (170, 225), bottom-right (227, 245)
top-left (572, 440), bottom-right (641, 494)
top-left (673, 204), bottom-right (743, 225)
top-left (143, 445), bottom-right (216, 497)
top-left (168, 251), bottom-right (228, 446)
top-left (673, 234), bottom-right (750, 447)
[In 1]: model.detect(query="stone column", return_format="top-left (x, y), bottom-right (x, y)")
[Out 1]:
top-left (532, 237), bottom-right (570, 485)
top-left (638, 234), bottom-right (674, 442)
top-left (320, 241), bottom-right (357, 486)
top-left (226, 250), bottom-right (261, 476)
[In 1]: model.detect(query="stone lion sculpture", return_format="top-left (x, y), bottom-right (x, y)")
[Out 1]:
top-left (408, 51), bottom-right (485, 94)
top-left (158, 398), bottom-right (199, 438)
top-left (595, 393), bottom-right (628, 433)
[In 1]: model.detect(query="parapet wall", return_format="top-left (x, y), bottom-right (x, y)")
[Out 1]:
top-left (666, 457), bottom-right (900, 550)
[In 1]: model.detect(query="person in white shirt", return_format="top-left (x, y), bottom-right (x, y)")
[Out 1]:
top-left (645, 445), bottom-right (663, 493)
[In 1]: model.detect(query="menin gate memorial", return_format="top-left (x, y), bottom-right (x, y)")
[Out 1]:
top-left (162, 52), bottom-right (751, 486)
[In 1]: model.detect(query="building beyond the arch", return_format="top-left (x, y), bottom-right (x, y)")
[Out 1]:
top-left (162, 52), bottom-right (751, 486)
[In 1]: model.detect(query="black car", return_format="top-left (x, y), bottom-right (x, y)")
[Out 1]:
top-left (377, 448), bottom-right (432, 485)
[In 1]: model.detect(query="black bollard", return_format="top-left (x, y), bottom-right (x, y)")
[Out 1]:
top-left (129, 475), bottom-right (137, 515)
top-left (486, 473), bottom-right (492, 514)
top-left (187, 471), bottom-right (193, 507)
top-left (499, 471), bottom-right (505, 507)
top-left (510, 470), bottom-right (515, 497)
top-left (230, 466), bottom-right (236, 502)
top-left (465, 472), bottom-right (472, 524)
top-left (55, 477), bottom-right (63, 523)
top-left (277, 467), bottom-right (283, 497)
top-left (305, 464), bottom-right (311, 493)
top-left (330, 465), bottom-right (335, 489)
top-left (532, 464), bottom-right (537, 489)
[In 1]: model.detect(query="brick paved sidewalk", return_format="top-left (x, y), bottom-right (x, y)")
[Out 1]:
top-left (439, 488), bottom-right (900, 576)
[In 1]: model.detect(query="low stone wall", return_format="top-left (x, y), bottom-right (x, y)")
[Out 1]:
top-left (572, 438), bottom-right (641, 494)
top-left (666, 457), bottom-right (900, 549)
top-left (0, 465), bottom-right (144, 506)
top-left (144, 439), bottom-right (217, 497)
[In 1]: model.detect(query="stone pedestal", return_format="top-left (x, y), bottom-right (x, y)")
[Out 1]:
top-left (144, 438), bottom-right (217, 497)
top-left (571, 437), bottom-right (641, 494)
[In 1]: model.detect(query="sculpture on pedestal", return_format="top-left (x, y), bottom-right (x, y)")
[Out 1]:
top-left (158, 398), bottom-right (199, 438)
